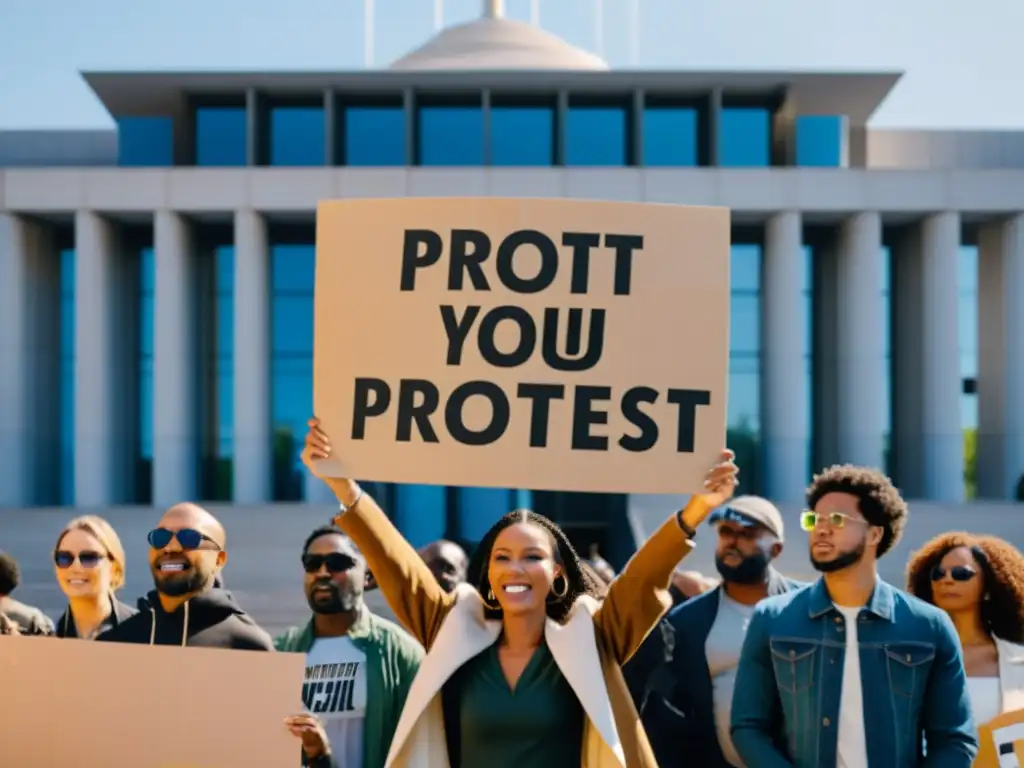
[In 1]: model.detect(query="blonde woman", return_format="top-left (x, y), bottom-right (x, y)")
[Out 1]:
top-left (53, 516), bottom-right (137, 639)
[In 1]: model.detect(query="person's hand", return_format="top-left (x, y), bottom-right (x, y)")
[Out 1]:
top-left (284, 713), bottom-right (329, 759)
top-left (302, 417), bottom-right (359, 503)
top-left (682, 449), bottom-right (739, 529)
top-left (0, 613), bottom-right (21, 636)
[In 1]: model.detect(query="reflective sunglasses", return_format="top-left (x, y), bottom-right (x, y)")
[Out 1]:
top-left (147, 527), bottom-right (221, 551)
top-left (302, 553), bottom-right (357, 574)
top-left (930, 565), bottom-right (977, 582)
top-left (800, 510), bottom-right (870, 531)
top-left (54, 550), bottom-right (108, 569)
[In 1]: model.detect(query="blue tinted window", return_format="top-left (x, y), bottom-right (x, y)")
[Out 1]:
top-left (117, 116), bottom-right (173, 167)
top-left (216, 246), bottom-right (234, 457)
top-left (271, 244), bottom-right (316, 501)
top-left (345, 107), bottom-right (406, 166)
top-left (60, 248), bottom-right (75, 505)
top-left (195, 106), bottom-right (247, 167)
top-left (643, 107), bottom-right (698, 166)
top-left (719, 108), bottom-right (770, 167)
top-left (139, 247), bottom-right (155, 461)
top-left (565, 106), bottom-right (627, 166)
top-left (795, 115), bottom-right (845, 167)
top-left (269, 107), bottom-right (325, 166)
top-left (419, 106), bottom-right (484, 166)
top-left (491, 106), bottom-right (554, 166)
top-left (728, 244), bottom-right (761, 493)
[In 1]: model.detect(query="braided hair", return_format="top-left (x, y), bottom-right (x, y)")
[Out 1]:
top-left (467, 509), bottom-right (602, 623)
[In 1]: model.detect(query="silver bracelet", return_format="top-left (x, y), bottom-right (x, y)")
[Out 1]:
top-left (337, 485), bottom-right (364, 515)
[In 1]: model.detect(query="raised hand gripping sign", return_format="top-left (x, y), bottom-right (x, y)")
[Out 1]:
top-left (977, 709), bottom-right (1024, 767)
top-left (313, 197), bottom-right (730, 496)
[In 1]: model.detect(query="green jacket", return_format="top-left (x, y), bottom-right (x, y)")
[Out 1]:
top-left (275, 608), bottom-right (424, 768)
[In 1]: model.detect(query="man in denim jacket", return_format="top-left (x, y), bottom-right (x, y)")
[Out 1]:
top-left (731, 465), bottom-right (977, 768)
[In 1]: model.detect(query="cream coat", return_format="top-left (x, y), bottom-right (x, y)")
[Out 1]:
top-left (995, 636), bottom-right (1024, 713)
top-left (334, 492), bottom-right (706, 768)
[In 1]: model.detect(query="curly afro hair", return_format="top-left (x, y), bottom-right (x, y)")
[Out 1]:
top-left (806, 464), bottom-right (908, 558)
top-left (906, 532), bottom-right (1024, 644)
top-left (467, 509), bottom-right (603, 623)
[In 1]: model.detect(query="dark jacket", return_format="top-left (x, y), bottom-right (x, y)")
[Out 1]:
top-left (641, 568), bottom-right (804, 768)
top-left (96, 586), bottom-right (273, 650)
top-left (55, 595), bottom-right (137, 638)
top-left (0, 596), bottom-right (55, 636)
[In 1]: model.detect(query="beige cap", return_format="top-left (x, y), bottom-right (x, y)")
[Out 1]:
top-left (707, 495), bottom-right (785, 541)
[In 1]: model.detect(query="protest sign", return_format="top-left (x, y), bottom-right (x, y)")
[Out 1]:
top-left (976, 708), bottom-right (1024, 767)
top-left (0, 636), bottom-right (306, 768)
top-left (313, 197), bottom-right (730, 495)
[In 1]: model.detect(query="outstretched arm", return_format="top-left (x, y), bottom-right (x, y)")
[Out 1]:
top-left (303, 420), bottom-right (454, 649)
top-left (593, 450), bottom-right (738, 665)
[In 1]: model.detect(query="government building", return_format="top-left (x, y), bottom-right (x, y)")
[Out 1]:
top-left (2, 2), bottom-right (1022, 556)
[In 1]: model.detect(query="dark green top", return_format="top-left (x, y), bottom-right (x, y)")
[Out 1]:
top-left (446, 639), bottom-right (584, 768)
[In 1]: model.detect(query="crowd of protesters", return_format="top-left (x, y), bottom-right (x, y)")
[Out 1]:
top-left (2, 415), bottom-right (1023, 767)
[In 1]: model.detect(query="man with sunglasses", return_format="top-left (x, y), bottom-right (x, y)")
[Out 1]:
top-left (634, 496), bottom-right (804, 768)
top-left (731, 465), bottom-right (977, 768)
top-left (97, 503), bottom-right (273, 649)
top-left (275, 525), bottom-right (423, 768)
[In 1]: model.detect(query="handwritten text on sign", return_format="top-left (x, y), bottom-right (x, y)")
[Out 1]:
top-left (313, 198), bottom-right (730, 495)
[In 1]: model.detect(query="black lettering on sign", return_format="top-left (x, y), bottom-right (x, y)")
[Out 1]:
top-left (349, 226), bottom-right (715, 458)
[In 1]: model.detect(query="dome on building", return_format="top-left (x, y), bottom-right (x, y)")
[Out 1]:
top-left (389, 1), bottom-right (608, 72)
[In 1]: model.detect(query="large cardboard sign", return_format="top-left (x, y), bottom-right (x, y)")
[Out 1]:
top-left (313, 197), bottom-right (730, 495)
top-left (0, 636), bottom-right (306, 768)
top-left (977, 709), bottom-right (1024, 767)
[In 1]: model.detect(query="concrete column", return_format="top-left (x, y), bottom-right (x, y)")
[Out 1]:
top-left (153, 211), bottom-right (200, 507)
top-left (233, 210), bottom-right (271, 503)
top-left (977, 214), bottom-right (1024, 499)
top-left (761, 211), bottom-right (808, 501)
top-left (836, 212), bottom-right (887, 468)
top-left (74, 211), bottom-right (137, 506)
top-left (0, 215), bottom-right (61, 506)
top-left (892, 213), bottom-right (963, 500)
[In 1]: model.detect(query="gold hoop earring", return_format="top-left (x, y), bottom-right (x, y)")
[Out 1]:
top-left (549, 575), bottom-right (569, 601)
top-left (484, 587), bottom-right (501, 610)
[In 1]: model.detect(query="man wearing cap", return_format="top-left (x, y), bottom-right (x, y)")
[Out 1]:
top-left (643, 496), bottom-right (805, 768)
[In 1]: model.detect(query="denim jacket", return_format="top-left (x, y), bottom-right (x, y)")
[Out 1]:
top-left (730, 577), bottom-right (978, 768)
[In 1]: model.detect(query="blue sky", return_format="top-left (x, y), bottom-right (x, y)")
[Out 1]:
top-left (1, 0), bottom-right (1022, 130)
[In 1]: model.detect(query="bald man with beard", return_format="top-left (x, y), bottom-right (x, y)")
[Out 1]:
top-left (97, 503), bottom-right (273, 649)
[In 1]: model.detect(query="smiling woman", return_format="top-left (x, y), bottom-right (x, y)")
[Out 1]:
top-left (53, 515), bottom-right (137, 640)
top-left (300, 416), bottom-right (739, 768)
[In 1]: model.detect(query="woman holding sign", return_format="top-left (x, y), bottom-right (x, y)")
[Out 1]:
top-left (907, 532), bottom-right (1024, 726)
top-left (301, 417), bottom-right (738, 768)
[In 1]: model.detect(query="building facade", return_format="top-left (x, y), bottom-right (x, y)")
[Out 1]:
top-left (1, 9), bottom-right (1022, 552)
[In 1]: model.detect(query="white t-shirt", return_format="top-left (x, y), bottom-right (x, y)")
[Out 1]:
top-left (304, 636), bottom-right (368, 768)
top-left (706, 592), bottom-right (756, 768)
top-left (835, 605), bottom-right (868, 768)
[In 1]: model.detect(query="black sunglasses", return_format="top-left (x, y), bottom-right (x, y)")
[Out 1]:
top-left (147, 527), bottom-right (221, 551)
top-left (930, 565), bottom-right (978, 582)
top-left (302, 553), bottom-right (357, 574)
top-left (54, 550), bottom-right (108, 569)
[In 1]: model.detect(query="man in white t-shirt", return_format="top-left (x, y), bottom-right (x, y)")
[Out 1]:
top-left (276, 526), bottom-right (423, 768)
top-left (731, 465), bottom-right (977, 768)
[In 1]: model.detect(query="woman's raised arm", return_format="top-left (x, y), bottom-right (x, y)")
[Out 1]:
top-left (593, 450), bottom-right (739, 665)
top-left (302, 418), bottom-right (453, 649)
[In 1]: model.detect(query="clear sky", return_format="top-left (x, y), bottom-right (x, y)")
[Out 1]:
top-left (1, 0), bottom-right (1021, 131)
